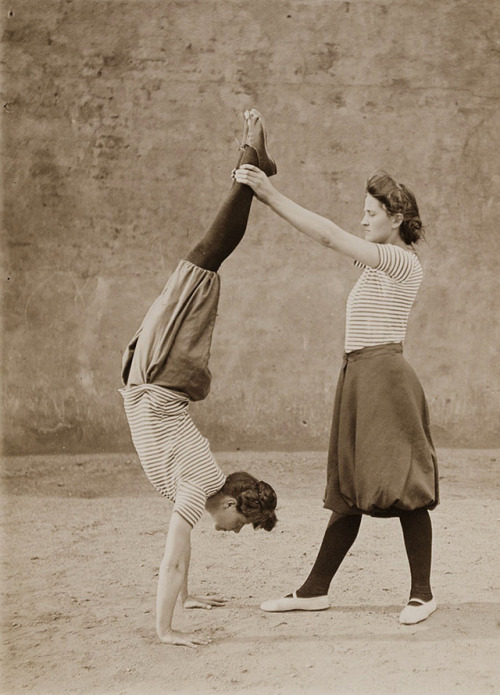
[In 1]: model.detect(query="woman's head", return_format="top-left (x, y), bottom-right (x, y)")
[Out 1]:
top-left (216, 471), bottom-right (277, 532)
top-left (365, 171), bottom-right (424, 245)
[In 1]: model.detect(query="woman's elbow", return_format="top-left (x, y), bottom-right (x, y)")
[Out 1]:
top-left (160, 557), bottom-right (186, 578)
top-left (318, 234), bottom-right (337, 250)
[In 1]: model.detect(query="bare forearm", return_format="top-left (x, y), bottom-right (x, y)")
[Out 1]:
top-left (156, 557), bottom-right (188, 638)
top-left (180, 545), bottom-right (191, 604)
top-left (156, 513), bottom-right (192, 639)
top-left (265, 189), bottom-right (351, 251)
top-left (234, 164), bottom-right (380, 266)
top-left (153, 514), bottom-right (212, 647)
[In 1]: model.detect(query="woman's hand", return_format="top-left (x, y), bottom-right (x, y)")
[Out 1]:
top-left (234, 164), bottom-right (276, 204)
top-left (159, 629), bottom-right (212, 648)
top-left (183, 595), bottom-right (226, 610)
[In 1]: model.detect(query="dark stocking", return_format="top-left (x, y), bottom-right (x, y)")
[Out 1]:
top-left (185, 146), bottom-right (259, 272)
top-left (399, 508), bottom-right (433, 602)
top-left (296, 514), bottom-right (362, 598)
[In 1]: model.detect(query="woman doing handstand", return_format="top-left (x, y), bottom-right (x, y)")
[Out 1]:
top-left (121, 110), bottom-right (278, 647)
top-left (234, 162), bottom-right (439, 626)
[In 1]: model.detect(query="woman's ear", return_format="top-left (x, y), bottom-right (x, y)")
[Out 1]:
top-left (391, 212), bottom-right (403, 229)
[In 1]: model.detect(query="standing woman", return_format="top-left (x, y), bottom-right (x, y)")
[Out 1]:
top-left (233, 165), bottom-right (439, 625)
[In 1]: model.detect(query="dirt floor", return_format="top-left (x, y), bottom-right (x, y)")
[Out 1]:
top-left (1, 449), bottom-right (499, 695)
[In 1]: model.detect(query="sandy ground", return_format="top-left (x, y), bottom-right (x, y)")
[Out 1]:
top-left (1, 449), bottom-right (499, 695)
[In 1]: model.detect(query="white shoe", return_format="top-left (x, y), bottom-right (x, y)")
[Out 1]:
top-left (260, 591), bottom-right (329, 612)
top-left (399, 597), bottom-right (437, 625)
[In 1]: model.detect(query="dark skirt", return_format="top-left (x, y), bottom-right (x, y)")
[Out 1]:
top-left (323, 343), bottom-right (439, 518)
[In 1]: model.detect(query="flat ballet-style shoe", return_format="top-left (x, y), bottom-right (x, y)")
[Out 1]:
top-left (235, 113), bottom-right (249, 152)
top-left (399, 597), bottom-right (437, 625)
top-left (260, 591), bottom-right (329, 613)
top-left (245, 109), bottom-right (277, 177)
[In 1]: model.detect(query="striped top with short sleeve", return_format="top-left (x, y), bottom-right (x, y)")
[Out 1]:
top-left (345, 243), bottom-right (423, 353)
top-left (120, 384), bottom-right (226, 527)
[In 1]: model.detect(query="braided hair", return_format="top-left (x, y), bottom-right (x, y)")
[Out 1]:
top-left (221, 471), bottom-right (277, 531)
top-left (366, 170), bottom-right (425, 245)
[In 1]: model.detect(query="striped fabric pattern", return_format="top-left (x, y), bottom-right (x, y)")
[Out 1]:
top-left (120, 383), bottom-right (226, 527)
top-left (345, 243), bottom-right (423, 352)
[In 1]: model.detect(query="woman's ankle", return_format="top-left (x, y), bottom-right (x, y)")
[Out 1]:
top-left (296, 585), bottom-right (328, 599)
top-left (408, 588), bottom-right (433, 603)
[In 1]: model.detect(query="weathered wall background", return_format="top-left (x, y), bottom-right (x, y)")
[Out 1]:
top-left (2, 0), bottom-right (499, 454)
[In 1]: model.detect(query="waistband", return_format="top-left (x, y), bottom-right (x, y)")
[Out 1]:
top-left (343, 342), bottom-right (403, 365)
top-left (179, 257), bottom-right (219, 278)
top-left (119, 384), bottom-right (189, 402)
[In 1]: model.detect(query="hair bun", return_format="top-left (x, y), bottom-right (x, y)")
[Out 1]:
top-left (257, 480), bottom-right (278, 510)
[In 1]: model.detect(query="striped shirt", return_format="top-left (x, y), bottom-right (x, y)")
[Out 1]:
top-left (345, 243), bottom-right (423, 352)
top-left (120, 384), bottom-right (226, 527)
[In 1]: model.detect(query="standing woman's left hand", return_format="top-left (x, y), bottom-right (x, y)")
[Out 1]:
top-left (234, 164), bottom-right (275, 203)
top-left (183, 595), bottom-right (227, 610)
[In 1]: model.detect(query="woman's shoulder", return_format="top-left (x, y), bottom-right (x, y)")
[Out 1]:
top-left (380, 243), bottom-right (421, 264)
top-left (376, 243), bottom-right (423, 282)
top-left (383, 242), bottom-right (419, 255)
top-left (353, 243), bottom-right (422, 276)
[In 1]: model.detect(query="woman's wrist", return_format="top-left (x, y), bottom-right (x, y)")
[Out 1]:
top-left (265, 186), bottom-right (282, 210)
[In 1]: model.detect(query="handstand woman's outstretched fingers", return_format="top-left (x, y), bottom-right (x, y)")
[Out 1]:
top-left (183, 596), bottom-right (227, 609)
top-left (159, 630), bottom-right (212, 648)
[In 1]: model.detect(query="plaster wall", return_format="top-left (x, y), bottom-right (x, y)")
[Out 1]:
top-left (3, 0), bottom-right (500, 454)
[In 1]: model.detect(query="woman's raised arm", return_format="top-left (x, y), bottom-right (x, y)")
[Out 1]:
top-left (233, 164), bottom-right (381, 268)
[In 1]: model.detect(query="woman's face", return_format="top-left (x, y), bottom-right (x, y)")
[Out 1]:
top-left (361, 194), bottom-right (401, 244)
top-left (210, 499), bottom-right (248, 533)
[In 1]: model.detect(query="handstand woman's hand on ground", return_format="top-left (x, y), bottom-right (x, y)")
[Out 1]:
top-left (183, 595), bottom-right (227, 610)
top-left (159, 629), bottom-right (212, 649)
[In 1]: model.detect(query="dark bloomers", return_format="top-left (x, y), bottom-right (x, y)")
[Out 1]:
top-left (366, 170), bottom-right (425, 245)
top-left (221, 472), bottom-right (278, 531)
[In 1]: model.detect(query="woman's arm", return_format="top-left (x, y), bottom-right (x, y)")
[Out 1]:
top-left (156, 512), bottom-right (210, 647)
top-left (234, 164), bottom-right (380, 267)
top-left (179, 540), bottom-right (191, 605)
top-left (180, 546), bottom-right (226, 609)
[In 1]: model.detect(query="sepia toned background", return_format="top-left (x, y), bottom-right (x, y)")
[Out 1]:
top-left (3, 1), bottom-right (500, 453)
top-left (2, 3), bottom-right (500, 695)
